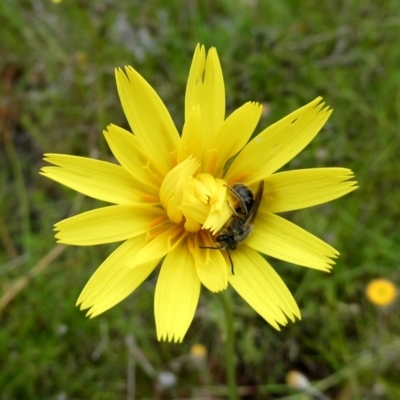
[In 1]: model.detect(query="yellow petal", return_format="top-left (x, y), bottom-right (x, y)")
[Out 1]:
top-left (77, 236), bottom-right (158, 317)
top-left (208, 102), bottom-right (262, 176)
top-left (178, 105), bottom-right (203, 165)
top-left (189, 233), bottom-right (228, 293)
top-left (202, 48), bottom-right (225, 137)
top-left (41, 154), bottom-right (149, 205)
top-left (180, 192), bottom-right (209, 227)
top-left (185, 45), bottom-right (225, 150)
top-left (225, 97), bottom-right (332, 184)
top-left (115, 67), bottom-right (180, 174)
top-left (127, 223), bottom-right (185, 268)
top-left (246, 211), bottom-right (338, 271)
top-left (263, 168), bottom-right (358, 213)
top-left (155, 240), bottom-right (201, 342)
top-left (159, 157), bottom-right (200, 224)
top-left (197, 176), bottom-right (231, 233)
top-left (55, 205), bottom-right (164, 245)
top-left (229, 246), bottom-right (300, 329)
top-left (104, 124), bottom-right (163, 192)
top-left (185, 44), bottom-right (206, 122)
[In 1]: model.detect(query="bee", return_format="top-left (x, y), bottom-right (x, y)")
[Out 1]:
top-left (200, 180), bottom-right (264, 274)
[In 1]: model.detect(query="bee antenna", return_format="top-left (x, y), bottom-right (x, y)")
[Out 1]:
top-left (226, 249), bottom-right (235, 275)
top-left (199, 246), bottom-right (235, 275)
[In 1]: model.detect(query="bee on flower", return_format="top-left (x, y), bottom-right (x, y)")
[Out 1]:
top-left (41, 44), bottom-right (357, 342)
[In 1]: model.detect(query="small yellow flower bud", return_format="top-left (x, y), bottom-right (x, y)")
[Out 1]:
top-left (190, 343), bottom-right (207, 360)
top-left (365, 278), bottom-right (397, 307)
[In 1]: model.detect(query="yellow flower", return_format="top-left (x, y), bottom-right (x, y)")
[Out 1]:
top-left (41, 44), bottom-right (357, 342)
top-left (365, 278), bottom-right (397, 307)
top-left (190, 343), bottom-right (207, 361)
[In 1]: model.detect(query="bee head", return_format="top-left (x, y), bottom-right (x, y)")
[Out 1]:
top-left (215, 234), bottom-right (238, 250)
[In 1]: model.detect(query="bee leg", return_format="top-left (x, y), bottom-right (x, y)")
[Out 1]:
top-left (225, 185), bottom-right (248, 214)
top-left (226, 200), bottom-right (239, 217)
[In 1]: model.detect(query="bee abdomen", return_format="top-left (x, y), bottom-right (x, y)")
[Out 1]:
top-left (232, 183), bottom-right (254, 213)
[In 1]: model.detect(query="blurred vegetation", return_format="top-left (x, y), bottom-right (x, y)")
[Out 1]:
top-left (1, 0), bottom-right (400, 399)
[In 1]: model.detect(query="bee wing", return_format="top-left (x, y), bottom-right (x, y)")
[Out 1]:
top-left (244, 180), bottom-right (264, 227)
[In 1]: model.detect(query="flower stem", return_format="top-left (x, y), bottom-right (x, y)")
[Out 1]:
top-left (218, 291), bottom-right (239, 400)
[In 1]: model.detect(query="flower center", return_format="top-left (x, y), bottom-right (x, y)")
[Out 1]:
top-left (159, 158), bottom-right (232, 233)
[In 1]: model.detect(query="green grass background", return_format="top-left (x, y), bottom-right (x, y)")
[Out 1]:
top-left (1, 0), bottom-right (400, 399)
